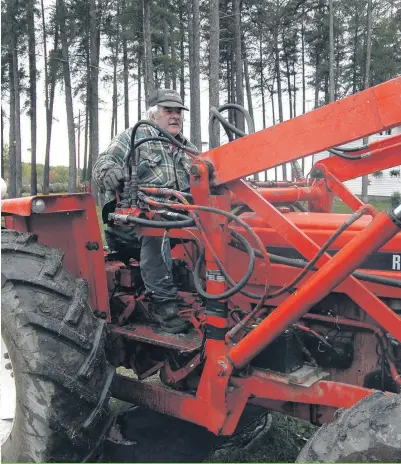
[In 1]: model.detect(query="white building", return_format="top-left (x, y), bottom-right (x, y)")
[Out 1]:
top-left (312, 126), bottom-right (401, 200)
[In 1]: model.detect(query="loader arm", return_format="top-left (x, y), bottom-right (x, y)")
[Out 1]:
top-left (200, 77), bottom-right (401, 184)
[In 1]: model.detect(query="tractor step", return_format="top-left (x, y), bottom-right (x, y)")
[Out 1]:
top-left (111, 323), bottom-right (202, 353)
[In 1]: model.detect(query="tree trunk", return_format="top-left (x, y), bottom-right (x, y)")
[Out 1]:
top-left (274, 38), bottom-right (283, 123)
top-left (352, 6), bottom-right (359, 94)
top-left (230, 54), bottom-right (237, 126)
top-left (111, 55), bottom-right (117, 138)
top-left (27, 0), bottom-right (37, 195)
top-left (171, 24), bottom-right (177, 90)
top-left (335, 33), bottom-right (340, 99)
top-left (284, 47), bottom-right (293, 119)
top-left (361, 0), bottom-right (373, 203)
top-left (43, 6), bottom-right (59, 194)
top-left (228, 53), bottom-right (237, 126)
top-left (122, 0), bottom-right (129, 128)
top-left (8, 51), bottom-right (16, 198)
top-left (77, 110), bottom-right (81, 187)
top-left (188, 4), bottom-right (195, 142)
top-left (243, 35), bottom-right (256, 178)
top-left (259, 35), bottom-right (266, 129)
top-left (88, 0), bottom-right (100, 193)
top-left (233, 0), bottom-right (244, 132)
top-left (83, 9), bottom-right (90, 181)
top-left (324, 74), bottom-right (329, 104)
top-left (364, 0), bottom-right (373, 90)
top-left (112, 5), bottom-right (120, 138)
top-left (314, 50), bottom-right (320, 108)
top-left (274, 0), bottom-right (283, 124)
top-left (111, 13), bottom-right (120, 138)
top-left (59, 0), bottom-right (77, 193)
top-left (270, 88), bottom-right (275, 126)
top-left (163, 18), bottom-right (170, 88)
top-left (329, 0), bottom-right (335, 102)
top-left (242, 37), bottom-right (254, 127)
top-left (227, 56), bottom-right (232, 124)
top-left (179, 4), bottom-right (185, 104)
top-left (209, 0), bottom-right (220, 147)
top-left (137, 50), bottom-right (142, 119)
top-left (191, 0), bottom-right (201, 150)
top-left (12, 37), bottom-right (22, 196)
top-left (41, 0), bottom-right (49, 192)
top-left (1, 109), bottom-right (4, 177)
top-left (143, 0), bottom-right (155, 102)
top-left (83, 109), bottom-right (88, 181)
top-left (293, 68), bottom-right (297, 117)
top-left (301, 13), bottom-right (306, 113)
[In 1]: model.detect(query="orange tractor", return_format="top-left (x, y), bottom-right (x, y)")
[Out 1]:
top-left (1, 77), bottom-right (401, 462)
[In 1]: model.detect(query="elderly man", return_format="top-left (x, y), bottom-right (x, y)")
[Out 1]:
top-left (93, 89), bottom-right (197, 334)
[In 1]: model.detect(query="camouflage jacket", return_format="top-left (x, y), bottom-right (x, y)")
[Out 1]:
top-left (93, 123), bottom-right (197, 203)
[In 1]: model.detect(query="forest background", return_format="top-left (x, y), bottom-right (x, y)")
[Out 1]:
top-left (1, 0), bottom-right (401, 199)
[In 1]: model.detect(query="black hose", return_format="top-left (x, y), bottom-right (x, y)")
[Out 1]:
top-left (224, 207), bottom-right (370, 300)
top-left (203, 229), bottom-right (264, 300)
top-left (210, 107), bottom-right (247, 138)
top-left (266, 207), bottom-right (371, 297)
top-left (334, 144), bottom-right (369, 152)
top-left (328, 148), bottom-right (370, 160)
top-left (230, 236), bottom-right (401, 289)
top-left (209, 104), bottom-right (255, 149)
top-left (124, 120), bottom-right (199, 166)
top-left (108, 212), bottom-right (195, 229)
top-left (122, 120), bottom-right (199, 206)
top-left (352, 271), bottom-right (401, 288)
top-left (193, 229), bottom-right (256, 300)
top-left (181, 204), bottom-right (269, 301)
top-left (139, 187), bottom-right (193, 202)
top-left (133, 136), bottom-right (171, 150)
top-left (216, 103), bottom-right (256, 133)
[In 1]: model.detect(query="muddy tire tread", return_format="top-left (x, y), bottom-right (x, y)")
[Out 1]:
top-left (296, 392), bottom-right (401, 462)
top-left (1, 230), bottom-right (115, 462)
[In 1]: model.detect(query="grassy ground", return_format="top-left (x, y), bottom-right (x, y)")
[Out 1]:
top-left (332, 198), bottom-right (390, 213)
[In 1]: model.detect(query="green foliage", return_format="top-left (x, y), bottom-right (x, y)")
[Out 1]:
top-left (18, 162), bottom-right (69, 185)
top-left (390, 190), bottom-right (401, 208)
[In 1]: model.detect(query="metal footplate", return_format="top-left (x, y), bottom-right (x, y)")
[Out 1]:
top-left (110, 324), bottom-right (202, 353)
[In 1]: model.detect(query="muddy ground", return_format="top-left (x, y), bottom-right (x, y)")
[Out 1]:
top-left (102, 400), bottom-right (317, 463)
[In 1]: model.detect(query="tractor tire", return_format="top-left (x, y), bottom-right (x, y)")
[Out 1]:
top-left (296, 392), bottom-right (401, 462)
top-left (1, 230), bottom-right (115, 462)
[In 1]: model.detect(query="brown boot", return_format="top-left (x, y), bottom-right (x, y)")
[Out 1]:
top-left (151, 300), bottom-right (191, 334)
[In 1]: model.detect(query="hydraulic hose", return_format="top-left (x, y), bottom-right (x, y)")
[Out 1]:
top-left (208, 104), bottom-right (255, 149)
top-left (108, 212), bottom-right (195, 229)
top-left (328, 148), bottom-right (369, 160)
top-left (231, 242), bottom-right (401, 289)
top-left (193, 229), bottom-right (256, 300)
top-left (140, 194), bottom-right (271, 302)
top-left (229, 203), bottom-right (401, 292)
top-left (133, 136), bottom-right (171, 150)
top-left (334, 143), bottom-right (369, 152)
top-left (124, 120), bottom-right (199, 166)
top-left (261, 206), bottom-right (371, 299)
top-left (121, 120), bottom-right (199, 206)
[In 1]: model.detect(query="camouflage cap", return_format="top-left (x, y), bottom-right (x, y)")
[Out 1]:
top-left (148, 89), bottom-right (189, 110)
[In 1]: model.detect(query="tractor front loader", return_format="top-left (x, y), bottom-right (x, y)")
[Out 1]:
top-left (1, 77), bottom-right (401, 462)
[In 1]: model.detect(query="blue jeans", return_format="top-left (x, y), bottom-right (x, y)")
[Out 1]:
top-left (140, 235), bottom-right (177, 302)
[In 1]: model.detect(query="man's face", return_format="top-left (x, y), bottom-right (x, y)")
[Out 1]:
top-left (154, 106), bottom-right (183, 136)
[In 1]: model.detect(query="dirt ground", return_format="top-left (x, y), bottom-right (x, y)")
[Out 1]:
top-left (102, 400), bottom-right (317, 463)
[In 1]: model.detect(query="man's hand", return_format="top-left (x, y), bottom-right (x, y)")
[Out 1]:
top-left (103, 166), bottom-right (124, 191)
